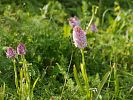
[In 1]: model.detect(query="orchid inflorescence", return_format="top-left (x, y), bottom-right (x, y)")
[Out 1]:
top-left (6, 47), bottom-right (16, 58)
top-left (73, 26), bottom-right (87, 49)
top-left (17, 43), bottom-right (26, 55)
top-left (69, 17), bottom-right (87, 49)
top-left (90, 23), bottom-right (98, 32)
top-left (69, 16), bottom-right (80, 28)
top-left (6, 43), bottom-right (26, 58)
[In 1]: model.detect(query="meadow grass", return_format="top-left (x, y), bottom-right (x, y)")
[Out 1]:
top-left (0, 1), bottom-right (133, 100)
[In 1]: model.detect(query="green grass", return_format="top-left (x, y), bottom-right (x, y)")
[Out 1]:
top-left (0, 0), bottom-right (133, 100)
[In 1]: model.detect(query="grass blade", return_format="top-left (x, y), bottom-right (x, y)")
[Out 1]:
top-left (96, 71), bottom-right (111, 100)
top-left (73, 65), bottom-right (83, 92)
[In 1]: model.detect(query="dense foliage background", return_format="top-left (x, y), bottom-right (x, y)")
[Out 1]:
top-left (0, 0), bottom-right (133, 100)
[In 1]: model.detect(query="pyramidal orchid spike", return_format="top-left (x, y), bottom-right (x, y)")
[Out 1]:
top-left (6, 47), bottom-right (16, 58)
top-left (69, 16), bottom-right (80, 28)
top-left (17, 43), bottom-right (26, 55)
top-left (73, 26), bottom-right (87, 49)
top-left (90, 23), bottom-right (98, 32)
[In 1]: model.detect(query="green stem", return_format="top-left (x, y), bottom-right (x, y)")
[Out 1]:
top-left (73, 65), bottom-right (83, 92)
top-left (21, 55), bottom-right (31, 99)
top-left (86, 6), bottom-right (98, 32)
top-left (81, 49), bottom-right (85, 68)
top-left (13, 59), bottom-right (18, 89)
top-left (86, 13), bottom-right (95, 32)
top-left (19, 68), bottom-right (23, 100)
top-left (80, 49), bottom-right (91, 100)
top-left (113, 63), bottom-right (119, 98)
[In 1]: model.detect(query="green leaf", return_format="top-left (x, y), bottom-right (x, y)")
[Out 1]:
top-left (32, 77), bottom-right (39, 91)
top-left (96, 71), bottom-right (111, 100)
top-left (73, 65), bottom-right (83, 92)
top-left (114, 63), bottom-right (119, 97)
top-left (80, 63), bottom-right (88, 85)
top-left (0, 83), bottom-right (5, 100)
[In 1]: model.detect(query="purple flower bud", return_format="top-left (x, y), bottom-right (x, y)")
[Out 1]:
top-left (17, 43), bottom-right (26, 55)
top-left (73, 26), bottom-right (87, 49)
top-left (6, 47), bottom-right (16, 58)
top-left (69, 16), bottom-right (80, 28)
top-left (90, 23), bottom-right (98, 32)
